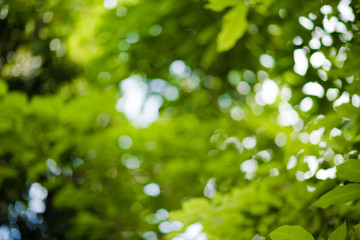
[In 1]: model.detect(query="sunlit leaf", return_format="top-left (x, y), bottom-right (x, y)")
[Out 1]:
top-left (313, 184), bottom-right (360, 208)
top-left (216, 1), bottom-right (248, 52)
top-left (269, 225), bottom-right (314, 240)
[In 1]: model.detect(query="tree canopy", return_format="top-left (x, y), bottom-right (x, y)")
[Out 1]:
top-left (1, 0), bottom-right (360, 239)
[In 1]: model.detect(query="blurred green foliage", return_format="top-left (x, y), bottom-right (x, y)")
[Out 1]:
top-left (1, 0), bottom-right (360, 239)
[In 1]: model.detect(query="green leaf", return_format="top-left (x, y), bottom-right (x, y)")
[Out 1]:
top-left (354, 223), bottom-right (360, 238)
top-left (246, 0), bottom-right (276, 14)
top-left (205, 0), bottom-right (240, 11)
top-left (313, 184), bottom-right (360, 208)
top-left (337, 159), bottom-right (360, 182)
top-left (269, 225), bottom-right (314, 240)
top-left (216, 1), bottom-right (248, 52)
top-left (0, 80), bottom-right (7, 96)
top-left (335, 102), bottom-right (359, 119)
top-left (303, 179), bottom-right (337, 208)
top-left (328, 222), bottom-right (346, 240)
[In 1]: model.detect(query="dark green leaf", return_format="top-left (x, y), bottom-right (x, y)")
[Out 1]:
top-left (335, 103), bottom-right (359, 119)
top-left (337, 159), bottom-right (360, 182)
top-left (354, 223), bottom-right (360, 239)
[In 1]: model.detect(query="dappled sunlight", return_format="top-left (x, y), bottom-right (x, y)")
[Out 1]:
top-left (116, 76), bottom-right (162, 127)
top-left (302, 82), bottom-right (324, 98)
top-left (293, 49), bottom-right (308, 76)
top-left (172, 223), bottom-right (207, 240)
top-left (144, 183), bottom-right (161, 197)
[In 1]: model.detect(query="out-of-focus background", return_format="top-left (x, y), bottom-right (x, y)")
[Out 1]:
top-left (1, 0), bottom-right (360, 239)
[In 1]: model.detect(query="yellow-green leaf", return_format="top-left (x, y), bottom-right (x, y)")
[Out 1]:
top-left (217, 1), bottom-right (248, 52)
top-left (269, 225), bottom-right (314, 240)
top-left (206, 0), bottom-right (240, 11)
top-left (313, 184), bottom-right (360, 208)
